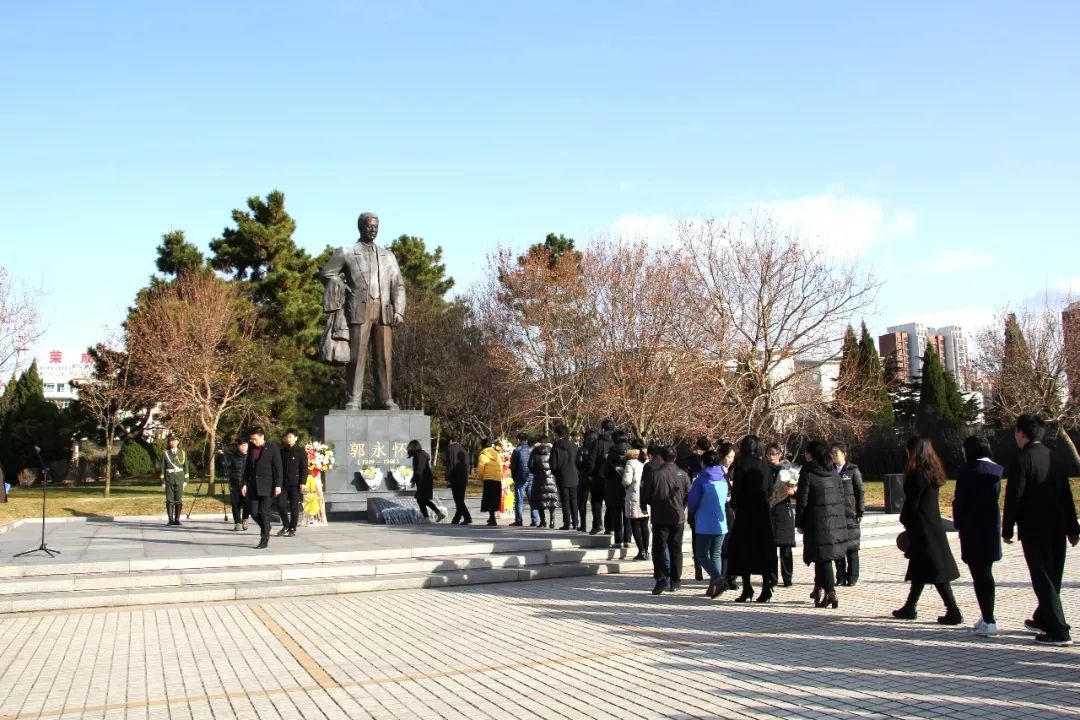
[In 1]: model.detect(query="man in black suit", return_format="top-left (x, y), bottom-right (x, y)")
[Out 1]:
top-left (278, 429), bottom-right (306, 537)
top-left (241, 428), bottom-right (283, 549)
top-left (549, 423), bottom-right (581, 531)
top-left (1003, 413), bottom-right (1080, 647)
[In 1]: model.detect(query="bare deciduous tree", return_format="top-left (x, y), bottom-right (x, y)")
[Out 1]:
top-left (73, 337), bottom-right (148, 496)
top-left (974, 302), bottom-right (1080, 469)
top-left (473, 247), bottom-right (595, 434)
top-left (0, 267), bottom-right (43, 380)
top-left (126, 272), bottom-right (269, 494)
top-left (679, 216), bottom-right (881, 439)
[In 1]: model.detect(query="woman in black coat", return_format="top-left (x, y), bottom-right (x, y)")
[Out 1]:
top-left (795, 441), bottom-right (849, 609)
top-left (893, 437), bottom-right (963, 625)
top-left (952, 435), bottom-right (1004, 636)
top-left (728, 436), bottom-right (778, 602)
top-left (408, 440), bottom-right (445, 522)
top-left (766, 444), bottom-right (797, 587)
top-left (528, 439), bottom-right (558, 529)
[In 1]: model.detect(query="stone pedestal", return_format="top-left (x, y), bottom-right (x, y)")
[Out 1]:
top-left (314, 409), bottom-right (431, 515)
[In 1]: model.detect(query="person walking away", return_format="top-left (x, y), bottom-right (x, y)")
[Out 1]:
top-left (681, 436), bottom-right (711, 581)
top-left (1003, 413), bottom-right (1080, 647)
top-left (445, 437), bottom-right (472, 525)
top-left (728, 435), bottom-right (778, 602)
top-left (831, 443), bottom-right (865, 586)
top-left (575, 430), bottom-right (596, 533)
top-left (227, 438), bottom-right (250, 531)
top-left (592, 423), bottom-right (617, 533)
top-left (892, 437), bottom-right (963, 625)
top-left (529, 437), bottom-right (558, 528)
top-left (278, 430), bottom-right (306, 537)
top-left (640, 446), bottom-right (691, 594)
top-left (160, 435), bottom-right (189, 527)
top-left (766, 443), bottom-right (796, 587)
top-left (605, 429), bottom-right (632, 549)
top-left (476, 439), bottom-right (504, 526)
top-left (687, 447), bottom-right (732, 598)
top-left (795, 441), bottom-right (849, 609)
top-left (550, 423), bottom-right (581, 530)
top-left (241, 428), bottom-right (283, 549)
top-left (408, 440), bottom-right (444, 522)
top-left (510, 433), bottom-right (538, 527)
top-left (953, 435), bottom-right (1004, 637)
top-left (622, 439), bottom-right (649, 560)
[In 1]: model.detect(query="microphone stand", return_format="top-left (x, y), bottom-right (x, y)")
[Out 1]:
top-left (14, 446), bottom-right (61, 558)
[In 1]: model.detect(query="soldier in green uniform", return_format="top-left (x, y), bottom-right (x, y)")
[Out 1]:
top-left (160, 436), bottom-right (190, 526)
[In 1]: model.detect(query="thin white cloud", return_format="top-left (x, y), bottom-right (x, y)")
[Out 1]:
top-left (618, 180), bottom-right (634, 192)
top-left (1021, 276), bottom-right (1080, 309)
top-left (762, 192), bottom-right (917, 257)
top-left (924, 249), bottom-right (997, 273)
top-left (608, 213), bottom-right (677, 243)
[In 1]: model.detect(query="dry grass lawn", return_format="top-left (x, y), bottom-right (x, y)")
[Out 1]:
top-left (0, 480), bottom-right (229, 525)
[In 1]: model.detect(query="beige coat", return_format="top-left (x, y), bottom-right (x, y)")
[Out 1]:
top-left (622, 452), bottom-right (648, 519)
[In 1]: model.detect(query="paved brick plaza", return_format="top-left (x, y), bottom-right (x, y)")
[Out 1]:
top-left (0, 537), bottom-right (1077, 720)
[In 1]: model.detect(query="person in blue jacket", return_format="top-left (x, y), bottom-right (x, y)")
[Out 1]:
top-left (688, 442), bottom-right (735, 598)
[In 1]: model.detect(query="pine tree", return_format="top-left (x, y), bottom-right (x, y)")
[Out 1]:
top-left (155, 230), bottom-right (206, 276)
top-left (389, 235), bottom-right (455, 301)
top-left (524, 233), bottom-right (580, 270)
top-left (0, 362), bottom-right (64, 479)
top-left (858, 322), bottom-right (895, 423)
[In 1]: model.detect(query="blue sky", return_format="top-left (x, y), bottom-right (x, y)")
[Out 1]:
top-left (3, 1), bottom-right (1079, 359)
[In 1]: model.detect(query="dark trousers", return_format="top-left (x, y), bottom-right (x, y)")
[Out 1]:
top-left (417, 497), bottom-right (441, 518)
top-left (1022, 535), bottom-right (1070, 638)
top-left (770, 546), bottom-right (793, 586)
top-left (688, 514), bottom-right (702, 578)
top-left (559, 486), bottom-right (580, 529)
top-left (251, 494), bottom-right (275, 541)
top-left (905, 581), bottom-right (958, 611)
top-left (814, 561), bottom-right (836, 593)
top-left (277, 484), bottom-right (300, 531)
top-left (630, 518), bottom-right (650, 555)
top-left (450, 484), bottom-right (471, 524)
top-left (967, 561), bottom-right (996, 623)
top-left (229, 482), bottom-right (250, 524)
top-left (835, 548), bottom-right (860, 585)
top-left (605, 490), bottom-right (629, 543)
top-left (651, 523), bottom-right (685, 582)
top-left (582, 483), bottom-right (604, 530)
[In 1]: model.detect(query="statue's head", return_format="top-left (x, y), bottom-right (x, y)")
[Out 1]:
top-left (358, 212), bottom-right (379, 243)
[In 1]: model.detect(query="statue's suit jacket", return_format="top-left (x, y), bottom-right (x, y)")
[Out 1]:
top-left (319, 242), bottom-right (407, 326)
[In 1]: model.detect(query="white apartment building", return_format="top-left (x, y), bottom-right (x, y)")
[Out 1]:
top-left (885, 322), bottom-right (969, 387)
top-left (35, 349), bottom-right (94, 408)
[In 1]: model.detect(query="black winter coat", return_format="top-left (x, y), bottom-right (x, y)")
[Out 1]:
top-left (837, 463), bottom-right (865, 550)
top-left (768, 463), bottom-right (796, 548)
top-left (226, 452), bottom-right (248, 486)
top-left (549, 437), bottom-right (580, 489)
top-left (952, 459), bottom-right (1003, 565)
top-left (281, 443), bottom-right (307, 487)
top-left (727, 455), bottom-right (777, 575)
top-left (796, 462), bottom-right (849, 564)
top-left (1002, 442), bottom-right (1080, 543)
top-left (900, 471), bottom-right (960, 584)
top-left (444, 443), bottom-right (469, 488)
top-left (528, 444), bottom-right (558, 507)
top-left (640, 461), bottom-right (690, 526)
top-left (412, 450), bottom-right (435, 504)
top-left (605, 441), bottom-right (631, 497)
top-left (591, 432), bottom-right (614, 490)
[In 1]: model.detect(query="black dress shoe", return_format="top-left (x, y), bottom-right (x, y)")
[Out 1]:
top-left (652, 580), bottom-right (668, 595)
top-left (892, 606), bottom-right (917, 620)
top-left (695, 569), bottom-right (704, 581)
top-left (256, 540), bottom-right (269, 549)
top-left (670, 582), bottom-right (682, 592)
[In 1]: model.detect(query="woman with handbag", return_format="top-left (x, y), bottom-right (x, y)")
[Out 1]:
top-left (795, 441), bottom-right (849, 609)
top-left (893, 437), bottom-right (963, 625)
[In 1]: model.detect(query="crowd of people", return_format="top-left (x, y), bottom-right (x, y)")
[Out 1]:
top-left (426, 413), bottom-right (1078, 648)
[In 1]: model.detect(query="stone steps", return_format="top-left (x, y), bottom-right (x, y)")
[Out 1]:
top-left (0, 537), bottom-right (641, 614)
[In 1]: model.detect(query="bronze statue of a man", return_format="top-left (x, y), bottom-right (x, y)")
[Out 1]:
top-left (319, 212), bottom-right (406, 410)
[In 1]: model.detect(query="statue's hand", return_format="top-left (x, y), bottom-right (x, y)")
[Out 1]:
top-left (393, 313), bottom-right (404, 326)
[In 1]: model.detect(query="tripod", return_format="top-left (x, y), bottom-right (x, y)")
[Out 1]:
top-left (14, 446), bottom-right (60, 558)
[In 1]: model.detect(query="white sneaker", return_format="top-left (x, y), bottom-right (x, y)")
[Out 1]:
top-left (975, 621), bottom-right (998, 638)
top-left (971, 619), bottom-right (985, 633)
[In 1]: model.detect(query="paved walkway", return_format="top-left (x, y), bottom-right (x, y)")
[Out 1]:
top-left (0, 534), bottom-right (1077, 719)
